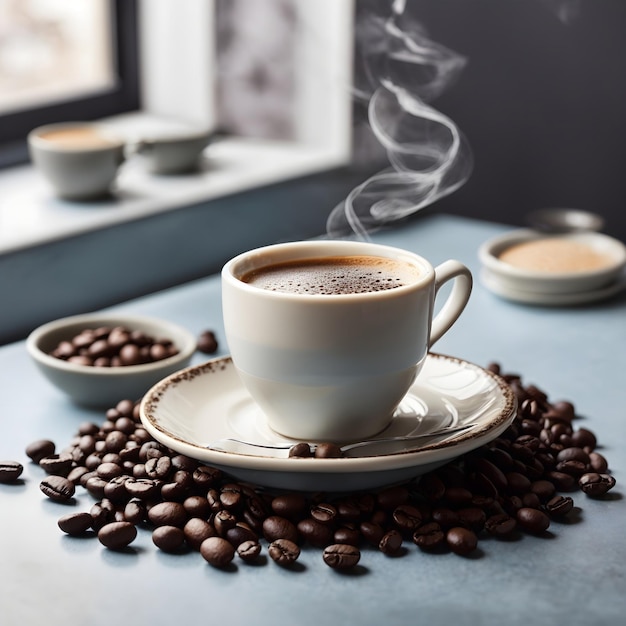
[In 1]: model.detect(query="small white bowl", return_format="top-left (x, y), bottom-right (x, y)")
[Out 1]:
top-left (479, 229), bottom-right (626, 297)
top-left (27, 314), bottom-right (196, 407)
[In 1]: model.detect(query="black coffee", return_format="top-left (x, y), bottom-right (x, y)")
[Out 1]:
top-left (240, 255), bottom-right (421, 295)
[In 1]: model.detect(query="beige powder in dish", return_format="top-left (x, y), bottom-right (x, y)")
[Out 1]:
top-left (498, 238), bottom-right (615, 273)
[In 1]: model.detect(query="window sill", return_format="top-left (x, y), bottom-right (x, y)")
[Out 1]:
top-left (0, 127), bottom-right (348, 255)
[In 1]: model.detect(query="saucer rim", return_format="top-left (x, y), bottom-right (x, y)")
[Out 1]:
top-left (480, 267), bottom-right (626, 306)
top-left (139, 353), bottom-right (517, 474)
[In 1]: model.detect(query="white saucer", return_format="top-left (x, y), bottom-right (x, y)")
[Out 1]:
top-left (481, 268), bottom-right (626, 306)
top-left (139, 353), bottom-right (517, 492)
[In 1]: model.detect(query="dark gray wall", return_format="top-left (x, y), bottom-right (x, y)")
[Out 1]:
top-left (379, 0), bottom-right (626, 241)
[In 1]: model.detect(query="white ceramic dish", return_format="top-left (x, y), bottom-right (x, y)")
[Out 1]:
top-left (479, 229), bottom-right (626, 296)
top-left (139, 353), bottom-right (517, 492)
top-left (481, 268), bottom-right (626, 306)
top-left (27, 313), bottom-right (196, 407)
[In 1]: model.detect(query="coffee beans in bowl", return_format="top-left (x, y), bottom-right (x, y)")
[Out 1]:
top-left (26, 314), bottom-right (196, 407)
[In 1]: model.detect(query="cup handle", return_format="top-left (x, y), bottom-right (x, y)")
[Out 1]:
top-left (429, 260), bottom-right (473, 347)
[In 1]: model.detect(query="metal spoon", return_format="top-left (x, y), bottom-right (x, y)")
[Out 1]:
top-left (526, 208), bottom-right (604, 233)
top-left (207, 423), bottom-right (475, 458)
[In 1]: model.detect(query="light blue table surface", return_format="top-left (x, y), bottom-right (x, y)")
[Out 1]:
top-left (1, 214), bottom-right (625, 626)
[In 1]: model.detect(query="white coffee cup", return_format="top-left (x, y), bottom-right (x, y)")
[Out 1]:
top-left (133, 129), bottom-right (212, 175)
top-left (28, 122), bottom-right (125, 200)
top-left (222, 240), bottom-right (473, 442)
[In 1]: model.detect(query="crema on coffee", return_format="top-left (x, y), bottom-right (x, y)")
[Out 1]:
top-left (39, 127), bottom-right (118, 150)
top-left (240, 255), bottom-right (422, 295)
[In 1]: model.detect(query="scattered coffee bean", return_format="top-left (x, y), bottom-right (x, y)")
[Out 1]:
top-left (98, 521), bottom-right (137, 550)
top-left (268, 539), bottom-right (300, 566)
top-left (152, 525), bottom-right (186, 552)
top-left (323, 544), bottom-right (361, 570)
top-left (516, 508), bottom-right (550, 534)
top-left (237, 540), bottom-right (262, 563)
top-left (314, 443), bottom-right (343, 458)
top-left (57, 512), bottom-right (93, 535)
top-left (201, 536), bottom-right (235, 568)
top-left (0, 460), bottom-right (23, 483)
top-left (197, 330), bottom-right (218, 354)
top-left (15, 360), bottom-right (618, 574)
top-left (379, 529), bottom-right (403, 555)
top-left (40, 475), bottom-right (75, 502)
top-left (579, 473), bottom-right (616, 497)
top-left (288, 443), bottom-right (313, 458)
top-left (25, 439), bottom-right (56, 463)
top-left (545, 495), bottom-right (574, 517)
top-left (446, 527), bottom-right (478, 555)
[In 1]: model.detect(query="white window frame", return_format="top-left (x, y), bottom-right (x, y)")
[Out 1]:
top-left (0, 0), bottom-right (354, 254)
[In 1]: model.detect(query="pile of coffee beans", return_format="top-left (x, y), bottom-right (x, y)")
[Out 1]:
top-left (2, 363), bottom-right (617, 571)
top-left (48, 325), bottom-right (180, 367)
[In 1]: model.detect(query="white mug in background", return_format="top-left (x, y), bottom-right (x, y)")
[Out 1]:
top-left (28, 122), bottom-right (125, 200)
top-left (222, 240), bottom-right (473, 442)
top-left (132, 129), bottom-right (213, 175)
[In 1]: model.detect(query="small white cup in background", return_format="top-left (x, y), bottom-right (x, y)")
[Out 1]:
top-left (222, 240), bottom-right (473, 442)
top-left (28, 122), bottom-right (125, 200)
top-left (133, 129), bottom-right (213, 175)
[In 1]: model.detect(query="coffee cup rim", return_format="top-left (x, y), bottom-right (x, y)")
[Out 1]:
top-left (222, 240), bottom-right (435, 299)
top-left (28, 122), bottom-right (125, 152)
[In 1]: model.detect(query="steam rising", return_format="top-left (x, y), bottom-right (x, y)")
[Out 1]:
top-left (327, 0), bottom-right (473, 239)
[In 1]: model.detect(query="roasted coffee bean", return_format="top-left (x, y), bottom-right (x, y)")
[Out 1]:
top-left (124, 477), bottom-right (159, 501)
top-left (446, 527), bottom-right (478, 555)
top-left (26, 439), bottom-right (56, 463)
top-left (530, 479), bottom-right (556, 502)
top-left (289, 443), bottom-right (312, 458)
top-left (197, 330), bottom-right (218, 354)
top-left (237, 540), bottom-right (262, 563)
top-left (545, 495), bottom-right (574, 517)
top-left (123, 498), bottom-right (147, 525)
top-left (90, 500), bottom-right (116, 530)
top-left (271, 493), bottom-right (307, 519)
top-left (485, 513), bottom-right (516, 536)
top-left (516, 507), bottom-right (550, 534)
top-left (310, 502), bottom-right (337, 525)
top-left (556, 460), bottom-right (587, 477)
top-left (412, 523), bottom-right (445, 551)
top-left (183, 495), bottom-right (211, 519)
top-left (192, 465), bottom-right (222, 488)
top-left (323, 544), bottom-right (361, 570)
top-left (201, 536), bottom-right (236, 568)
top-left (432, 507), bottom-right (460, 529)
top-left (147, 501), bottom-right (187, 528)
top-left (39, 454), bottom-right (73, 476)
top-left (360, 521), bottom-right (385, 547)
top-left (332, 526), bottom-right (358, 546)
top-left (152, 525), bottom-right (186, 552)
top-left (314, 443), bottom-right (343, 458)
top-left (444, 486), bottom-right (473, 507)
top-left (417, 473), bottom-right (446, 501)
top-left (144, 455), bottom-right (171, 479)
top-left (546, 470), bottom-right (577, 492)
top-left (262, 515), bottom-right (299, 544)
top-left (588, 452), bottom-right (609, 473)
top-left (98, 521), bottom-right (137, 550)
top-left (379, 529), bottom-right (403, 555)
top-left (0, 460), bottom-right (23, 483)
top-left (579, 473), bottom-right (616, 497)
top-left (506, 472), bottom-right (532, 495)
top-left (85, 476), bottom-right (107, 499)
top-left (40, 475), bottom-right (75, 501)
top-left (57, 512), bottom-right (93, 535)
top-left (392, 504), bottom-right (422, 533)
top-left (104, 475), bottom-right (131, 503)
top-left (297, 518), bottom-right (334, 547)
top-left (225, 523), bottom-right (258, 548)
top-left (457, 507), bottom-right (487, 533)
top-left (268, 539), bottom-right (300, 566)
top-left (571, 428), bottom-right (597, 450)
top-left (184, 518), bottom-right (216, 551)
